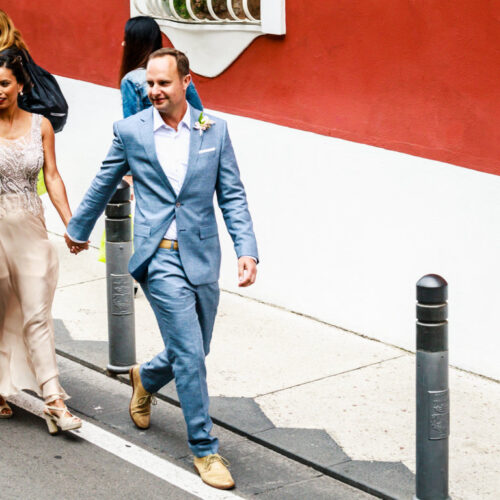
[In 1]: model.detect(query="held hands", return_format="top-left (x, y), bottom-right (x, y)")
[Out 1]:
top-left (238, 256), bottom-right (257, 287)
top-left (64, 233), bottom-right (89, 255)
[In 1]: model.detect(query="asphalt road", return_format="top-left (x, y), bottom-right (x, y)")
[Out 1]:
top-left (0, 406), bottom-right (197, 500)
top-left (0, 356), bottom-right (375, 500)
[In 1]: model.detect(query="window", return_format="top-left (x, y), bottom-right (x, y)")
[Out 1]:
top-left (131, 0), bottom-right (286, 77)
top-left (161, 0), bottom-right (261, 23)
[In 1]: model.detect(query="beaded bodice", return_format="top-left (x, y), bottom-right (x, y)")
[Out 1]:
top-left (0, 114), bottom-right (44, 216)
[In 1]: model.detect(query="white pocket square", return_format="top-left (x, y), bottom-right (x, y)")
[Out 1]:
top-left (199, 147), bottom-right (216, 154)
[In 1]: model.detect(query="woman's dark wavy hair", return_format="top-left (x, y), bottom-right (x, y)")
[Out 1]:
top-left (119, 16), bottom-right (162, 83)
top-left (0, 47), bottom-right (32, 91)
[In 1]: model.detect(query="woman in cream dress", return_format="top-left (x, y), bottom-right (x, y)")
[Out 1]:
top-left (0, 51), bottom-right (84, 432)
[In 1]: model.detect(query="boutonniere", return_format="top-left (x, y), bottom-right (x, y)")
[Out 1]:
top-left (194, 112), bottom-right (215, 136)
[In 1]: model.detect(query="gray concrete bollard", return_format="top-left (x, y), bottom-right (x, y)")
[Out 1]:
top-left (415, 274), bottom-right (450, 500)
top-left (105, 180), bottom-right (136, 374)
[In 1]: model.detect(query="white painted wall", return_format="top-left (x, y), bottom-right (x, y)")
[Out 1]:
top-left (48, 76), bottom-right (500, 381)
top-left (45, 78), bottom-right (120, 243)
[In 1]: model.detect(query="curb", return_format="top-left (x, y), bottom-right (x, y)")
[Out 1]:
top-left (55, 345), bottom-right (414, 500)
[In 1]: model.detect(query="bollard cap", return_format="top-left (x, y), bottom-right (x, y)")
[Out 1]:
top-left (110, 180), bottom-right (131, 203)
top-left (416, 274), bottom-right (448, 304)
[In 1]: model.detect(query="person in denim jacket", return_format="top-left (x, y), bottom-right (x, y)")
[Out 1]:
top-left (119, 16), bottom-right (202, 119)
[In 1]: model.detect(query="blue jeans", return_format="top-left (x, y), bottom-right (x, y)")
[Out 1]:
top-left (139, 246), bottom-right (219, 457)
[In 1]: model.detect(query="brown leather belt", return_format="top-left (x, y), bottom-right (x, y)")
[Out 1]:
top-left (158, 239), bottom-right (179, 250)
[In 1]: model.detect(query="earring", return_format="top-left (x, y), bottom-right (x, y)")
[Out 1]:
top-left (19, 91), bottom-right (24, 96)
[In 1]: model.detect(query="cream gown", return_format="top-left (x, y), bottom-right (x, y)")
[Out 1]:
top-left (0, 113), bottom-right (67, 402)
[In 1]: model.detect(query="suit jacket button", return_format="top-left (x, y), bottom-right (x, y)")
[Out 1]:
top-left (175, 202), bottom-right (181, 208)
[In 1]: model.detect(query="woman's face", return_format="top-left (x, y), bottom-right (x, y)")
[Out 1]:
top-left (0, 66), bottom-right (22, 110)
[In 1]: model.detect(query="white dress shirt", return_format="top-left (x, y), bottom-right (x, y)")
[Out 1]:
top-left (153, 106), bottom-right (191, 240)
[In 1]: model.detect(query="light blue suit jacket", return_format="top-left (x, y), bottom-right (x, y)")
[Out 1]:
top-left (67, 105), bottom-right (258, 285)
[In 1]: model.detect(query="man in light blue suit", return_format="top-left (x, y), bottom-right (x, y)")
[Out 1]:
top-left (65, 48), bottom-right (258, 489)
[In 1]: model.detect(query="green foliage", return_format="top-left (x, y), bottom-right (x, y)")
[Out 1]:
top-left (173, 0), bottom-right (190, 19)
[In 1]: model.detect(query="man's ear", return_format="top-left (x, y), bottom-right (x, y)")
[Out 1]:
top-left (183, 73), bottom-right (192, 91)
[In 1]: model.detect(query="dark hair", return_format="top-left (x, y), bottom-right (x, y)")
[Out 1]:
top-left (119, 16), bottom-right (162, 82)
top-left (0, 47), bottom-right (32, 91)
top-left (148, 47), bottom-right (190, 78)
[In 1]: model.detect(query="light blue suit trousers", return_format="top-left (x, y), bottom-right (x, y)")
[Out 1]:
top-left (139, 246), bottom-right (220, 456)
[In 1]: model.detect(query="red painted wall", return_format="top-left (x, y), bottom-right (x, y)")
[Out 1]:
top-left (3, 1), bottom-right (500, 175)
top-left (1, 1), bottom-right (130, 87)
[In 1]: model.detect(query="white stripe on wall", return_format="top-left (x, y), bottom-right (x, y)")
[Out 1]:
top-left (47, 76), bottom-right (500, 381)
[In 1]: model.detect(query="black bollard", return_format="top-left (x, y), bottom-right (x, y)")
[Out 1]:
top-left (415, 274), bottom-right (450, 500)
top-left (105, 180), bottom-right (136, 374)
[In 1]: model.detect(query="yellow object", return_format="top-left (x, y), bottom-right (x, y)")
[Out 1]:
top-left (36, 170), bottom-right (47, 196)
top-left (98, 229), bottom-right (106, 263)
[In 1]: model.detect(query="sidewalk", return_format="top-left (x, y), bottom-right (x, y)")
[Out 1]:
top-left (50, 234), bottom-right (500, 500)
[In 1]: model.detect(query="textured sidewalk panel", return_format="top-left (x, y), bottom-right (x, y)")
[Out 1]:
top-left (329, 460), bottom-right (414, 500)
top-left (255, 427), bottom-right (350, 467)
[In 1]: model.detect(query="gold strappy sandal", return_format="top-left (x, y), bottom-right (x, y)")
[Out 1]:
top-left (43, 405), bottom-right (82, 434)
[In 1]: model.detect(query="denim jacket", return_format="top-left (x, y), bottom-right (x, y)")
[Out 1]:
top-left (120, 68), bottom-right (203, 118)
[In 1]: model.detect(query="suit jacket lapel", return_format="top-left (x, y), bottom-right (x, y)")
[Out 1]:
top-left (139, 108), bottom-right (176, 195)
top-left (178, 105), bottom-right (204, 199)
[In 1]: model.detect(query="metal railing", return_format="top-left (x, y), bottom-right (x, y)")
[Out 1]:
top-left (134, 0), bottom-right (261, 24)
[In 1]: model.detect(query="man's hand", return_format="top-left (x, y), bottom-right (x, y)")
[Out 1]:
top-left (64, 233), bottom-right (89, 255)
top-left (238, 257), bottom-right (257, 287)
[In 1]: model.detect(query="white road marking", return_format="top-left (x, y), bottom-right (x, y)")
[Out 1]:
top-left (9, 392), bottom-right (242, 500)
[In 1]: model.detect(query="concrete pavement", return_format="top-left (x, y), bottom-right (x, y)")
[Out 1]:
top-left (49, 233), bottom-right (500, 499)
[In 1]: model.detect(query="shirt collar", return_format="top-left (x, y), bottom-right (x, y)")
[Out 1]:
top-left (153, 104), bottom-right (191, 132)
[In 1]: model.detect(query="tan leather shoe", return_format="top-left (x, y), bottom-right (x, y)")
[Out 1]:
top-left (129, 365), bottom-right (155, 429)
top-left (193, 454), bottom-right (235, 490)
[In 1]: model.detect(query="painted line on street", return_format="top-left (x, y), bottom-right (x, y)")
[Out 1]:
top-left (9, 392), bottom-right (242, 500)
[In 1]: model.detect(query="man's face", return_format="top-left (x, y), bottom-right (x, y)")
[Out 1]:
top-left (146, 56), bottom-right (190, 117)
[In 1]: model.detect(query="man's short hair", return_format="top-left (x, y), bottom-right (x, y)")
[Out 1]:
top-left (148, 48), bottom-right (190, 78)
